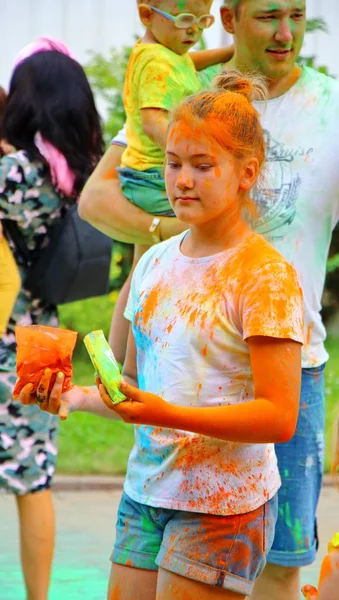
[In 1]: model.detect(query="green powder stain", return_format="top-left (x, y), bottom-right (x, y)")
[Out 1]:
top-left (285, 502), bottom-right (293, 528)
top-left (284, 503), bottom-right (304, 549)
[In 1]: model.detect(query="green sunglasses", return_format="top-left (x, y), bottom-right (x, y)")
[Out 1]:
top-left (149, 5), bottom-right (215, 30)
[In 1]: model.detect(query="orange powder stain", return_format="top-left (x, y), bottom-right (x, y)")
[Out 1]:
top-left (134, 284), bottom-right (165, 330)
top-left (102, 167), bottom-right (117, 180)
top-left (202, 345), bottom-right (208, 357)
top-left (214, 166), bottom-right (221, 178)
top-left (79, 386), bottom-right (90, 395)
top-left (318, 553), bottom-right (335, 588)
top-left (109, 585), bottom-right (121, 600)
top-left (306, 322), bottom-right (314, 346)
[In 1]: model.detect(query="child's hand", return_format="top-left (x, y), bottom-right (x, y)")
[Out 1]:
top-left (97, 378), bottom-right (171, 426)
top-left (19, 369), bottom-right (84, 420)
top-left (301, 585), bottom-right (318, 599)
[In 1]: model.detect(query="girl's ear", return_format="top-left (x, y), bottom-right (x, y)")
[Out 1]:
top-left (139, 3), bottom-right (153, 27)
top-left (239, 158), bottom-right (260, 191)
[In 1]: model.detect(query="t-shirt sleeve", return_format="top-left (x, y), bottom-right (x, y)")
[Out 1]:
top-left (138, 55), bottom-right (188, 112)
top-left (0, 155), bottom-right (26, 222)
top-left (111, 123), bottom-right (127, 147)
top-left (197, 63), bottom-right (224, 90)
top-left (124, 287), bottom-right (134, 322)
top-left (239, 260), bottom-right (304, 343)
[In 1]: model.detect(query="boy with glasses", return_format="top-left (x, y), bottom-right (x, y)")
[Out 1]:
top-left (119, 1), bottom-right (230, 228)
top-left (110, 0), bottom-right (232, 360)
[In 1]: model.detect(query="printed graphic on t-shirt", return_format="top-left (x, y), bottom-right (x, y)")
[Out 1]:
top-left (253, 130), bottom-right (306, 237)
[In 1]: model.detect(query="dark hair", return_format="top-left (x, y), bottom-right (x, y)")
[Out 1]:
top-left (223, 0), bottom-right (242, 19)
top-left (3, 51), bottom-right (104, 195)
top-left (0, 86), bottom-right (7, 140)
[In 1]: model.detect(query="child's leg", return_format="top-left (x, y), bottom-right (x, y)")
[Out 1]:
top-left (107, 564), bottom-right (157, 600)
top-left (157, 569), bottom-right (246, 599)
top-left (109, 244), bottom-right (149, 365)
top-left (0, 237), bottom-right (21, 336)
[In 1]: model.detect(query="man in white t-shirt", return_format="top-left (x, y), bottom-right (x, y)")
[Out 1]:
top-left (79, 1), bottom-right (339, 598)
top-left (218, 3), bottom-right (339, 599)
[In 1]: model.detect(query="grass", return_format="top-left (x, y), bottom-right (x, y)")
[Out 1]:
top-left (56, 347), bottom-right (134, 475)
top-left (56, 338), bottom-right (339, 475)
top-left (324, 337), bottom-right (339, 474)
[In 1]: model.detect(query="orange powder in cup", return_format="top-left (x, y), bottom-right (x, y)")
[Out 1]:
top-left (13, 324), bottom-right (78, 399)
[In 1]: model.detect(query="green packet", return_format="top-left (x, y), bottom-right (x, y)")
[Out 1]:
top-left (83, 330), bottom-right (127, 405)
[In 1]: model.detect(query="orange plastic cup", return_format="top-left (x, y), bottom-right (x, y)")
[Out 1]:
top-left (13, 324), bottom-right (78, 399)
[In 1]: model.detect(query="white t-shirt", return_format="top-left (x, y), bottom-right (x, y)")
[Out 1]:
top-left (114, 67), bottom-right (339, 368)
top-left (124, 233), bottom-right (304, 515)
top-left (253, 67), bottom-right (339, 367)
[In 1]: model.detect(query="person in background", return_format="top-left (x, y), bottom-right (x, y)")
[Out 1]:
top-left (0, 86), bottom-right (20, 361)
top-left (0, 38), bottom-right (104, 600)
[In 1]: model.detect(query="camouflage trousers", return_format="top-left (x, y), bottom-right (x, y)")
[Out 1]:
top-left (0, 372), bottom-right (58, 495)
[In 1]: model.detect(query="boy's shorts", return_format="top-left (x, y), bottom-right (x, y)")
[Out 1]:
top-left (268, 364), bottom-right (326, 567)
top-left (118, 167), bottom-right (174, 216)
top-left (111, 491), bottom-right (278, 596)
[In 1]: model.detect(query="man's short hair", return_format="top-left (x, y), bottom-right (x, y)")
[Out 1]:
top-left (222, 0), bottom-right (243, 18)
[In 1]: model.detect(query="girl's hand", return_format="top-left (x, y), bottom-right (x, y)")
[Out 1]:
top-left (97, 378), bottom-right (171, 426)
top-left (19, 368), bottom-right (84, 420)
top-left (301, 585), bottom-right (318, 599)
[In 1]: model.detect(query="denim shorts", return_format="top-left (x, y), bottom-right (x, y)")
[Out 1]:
top-left (112, 491), bottom-right (278, 596)
top-left (118, 167), bottom-right (174, 216)
top-left (268, 364), bottom-right (326, 567)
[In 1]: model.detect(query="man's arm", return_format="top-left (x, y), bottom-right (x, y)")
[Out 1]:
top-left (78, 144), bottom-right (155, 244)
top-left (79, 144), bottom-right (187, 244)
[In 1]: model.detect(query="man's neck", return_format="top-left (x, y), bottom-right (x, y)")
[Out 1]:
top-left (225, 58), bottom-right (303, 100)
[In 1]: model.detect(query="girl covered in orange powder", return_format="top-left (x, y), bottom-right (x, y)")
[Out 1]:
top-left (21, 70), bottom-right (304, 600)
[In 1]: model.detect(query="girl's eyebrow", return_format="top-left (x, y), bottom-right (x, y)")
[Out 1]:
top-left (166, 151), bottom-right (212, 158)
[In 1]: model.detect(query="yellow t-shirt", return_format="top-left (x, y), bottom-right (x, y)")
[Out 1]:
top-left (121, 42), bottom-right (201, 171)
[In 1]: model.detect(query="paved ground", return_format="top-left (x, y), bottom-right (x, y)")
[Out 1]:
top-left (0, 484), bottom-right (337, 599)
